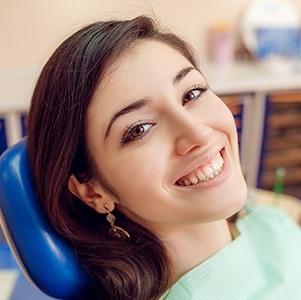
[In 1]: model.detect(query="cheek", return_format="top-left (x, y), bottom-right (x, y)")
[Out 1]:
top-left (224, 110), bottom-right (239, 140)
top-left (199, 98), bottom-right (238, 139)
top-left (215, 100), bottom-right (238, 139)
top-left (102, 144), bottom-right (169, 201)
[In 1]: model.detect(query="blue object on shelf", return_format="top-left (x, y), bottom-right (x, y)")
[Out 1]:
top-left (256, 27), bottom-right (301, 59)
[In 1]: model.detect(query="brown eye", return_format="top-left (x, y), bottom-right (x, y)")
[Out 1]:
top-left (130, 125), bottom-right (146, 138)
top-left (182, 85), bottom-right (209, 105)
top-left (183, 89), bottom-right (201, 104)
top-left (121, 122), bottom-right (155, 144)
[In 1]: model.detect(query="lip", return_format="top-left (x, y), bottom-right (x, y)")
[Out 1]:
top-left (173, 148), bottom-right (229, 189)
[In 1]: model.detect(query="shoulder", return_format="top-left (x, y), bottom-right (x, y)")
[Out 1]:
top-left (236, 204), bottom-right (301, 298)
top-left (161, 205), bottom-right (301, 300)
top-left (237, 204), bottom-right (301, 251)
top-left (239, 204), bottom-right (300, 228)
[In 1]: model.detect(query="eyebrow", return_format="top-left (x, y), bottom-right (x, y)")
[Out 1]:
top-left (105, 66), bottom-right (195, 138)
top-left (173, 66), bottom-right (195, 85)
top-left (105, 99), bottom-right (150, 138)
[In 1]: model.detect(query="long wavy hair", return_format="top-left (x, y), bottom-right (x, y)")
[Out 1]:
top-left (27, 15), bottom-right (198, 299)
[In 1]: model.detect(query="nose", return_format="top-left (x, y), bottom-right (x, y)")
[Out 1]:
top-left (173, 112), bottom-right (213, 156)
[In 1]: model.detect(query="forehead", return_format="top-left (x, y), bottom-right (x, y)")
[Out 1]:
top-left (91, 40), bottom-right (193, 107)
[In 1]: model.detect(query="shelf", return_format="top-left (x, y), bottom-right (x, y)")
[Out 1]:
top-left (258, 91), bottom-right (301, 199)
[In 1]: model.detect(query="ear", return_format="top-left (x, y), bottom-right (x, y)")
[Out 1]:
top-left (68, 174), bottom-right (115, 214)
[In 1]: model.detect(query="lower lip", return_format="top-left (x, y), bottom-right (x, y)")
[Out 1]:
top-left (175, 149), bottom-right (230, 190)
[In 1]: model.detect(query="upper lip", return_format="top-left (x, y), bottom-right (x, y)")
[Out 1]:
top-left (173, 145), bottom-right (224, 184)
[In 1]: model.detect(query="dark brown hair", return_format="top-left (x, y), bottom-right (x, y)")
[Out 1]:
top-left (27, 15), bottom-right (198, 299)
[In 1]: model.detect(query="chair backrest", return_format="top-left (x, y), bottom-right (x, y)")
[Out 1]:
top-left (0, 139), bottom-right (90, 299)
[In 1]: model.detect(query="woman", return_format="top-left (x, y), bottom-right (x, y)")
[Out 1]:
top-left (27, 16), bottom-right (301, 299)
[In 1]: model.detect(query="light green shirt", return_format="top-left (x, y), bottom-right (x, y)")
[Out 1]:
top-left (161, 205), bottom-right (301, 299)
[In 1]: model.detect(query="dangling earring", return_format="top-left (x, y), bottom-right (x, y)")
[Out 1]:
top-left (104, 204), bottom-right (130, 241)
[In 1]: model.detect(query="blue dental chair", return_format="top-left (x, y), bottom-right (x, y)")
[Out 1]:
top-left (0, 139), bottom-right (90, 299)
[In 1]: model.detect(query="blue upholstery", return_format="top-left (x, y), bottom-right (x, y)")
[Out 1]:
top-left (0, 139), bottom-right (90, 299)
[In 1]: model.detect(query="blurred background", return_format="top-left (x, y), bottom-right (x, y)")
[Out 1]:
top-left (1, 0), bottom-right (301, 298)
top-left (0, 0), bottom-right (300, 66)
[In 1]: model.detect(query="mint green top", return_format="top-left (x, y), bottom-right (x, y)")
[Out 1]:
top-left (161, 205), bottom-right (301, 299)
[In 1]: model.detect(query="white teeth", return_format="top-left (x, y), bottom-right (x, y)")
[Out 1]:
top-left (184, 179), bottom-right (191, 186)
top-left (210, 161), bottom-right (221, 175)
top-left (196, 169), bottom-right (206, 181)
top-left (177, 152), bottom-right (225, 186)
top-left (203, 166), bottom-right (214, 178)
top-left (216, 160), bottom-right (222, 169)
top-left (188, 174), bottom-right (199, 185)
top-left (217, 154), bottom-right (224, 167)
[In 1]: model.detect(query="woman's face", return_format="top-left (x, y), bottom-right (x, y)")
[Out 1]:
top-left (86, 40), bottom-right (247, 231)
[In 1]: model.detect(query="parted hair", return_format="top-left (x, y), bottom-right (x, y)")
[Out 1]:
top-left (27, 15), bottom-right (198, 299)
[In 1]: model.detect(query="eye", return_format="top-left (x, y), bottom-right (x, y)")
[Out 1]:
top-left (183, 85), bottom-right (209, 105)
top-left (121, 121), bottom-right (155, 144)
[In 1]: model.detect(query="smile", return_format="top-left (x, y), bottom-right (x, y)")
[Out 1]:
top-left (176, 152), bottom-right (224, 186)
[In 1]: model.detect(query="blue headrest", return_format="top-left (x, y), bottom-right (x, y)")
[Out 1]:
top-left (0, 139), bottom-right (90, 299)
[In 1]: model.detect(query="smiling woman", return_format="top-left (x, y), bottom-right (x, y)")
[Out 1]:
top-left (27, 15), bottom-right (301, 300)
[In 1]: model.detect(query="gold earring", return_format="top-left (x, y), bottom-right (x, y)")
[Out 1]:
top-left (104, 204), bottom-right (130, 241)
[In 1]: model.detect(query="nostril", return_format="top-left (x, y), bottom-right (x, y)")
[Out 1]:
top-left (175, 137), bottom-right (210, 156)
top-left (175, 139), bottom-right (201, 156)
top-left (188, 145), bottom-right (203, 155)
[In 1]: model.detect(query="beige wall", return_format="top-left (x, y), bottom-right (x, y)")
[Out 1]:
top-left (1, 0), bottom-right (301, 67)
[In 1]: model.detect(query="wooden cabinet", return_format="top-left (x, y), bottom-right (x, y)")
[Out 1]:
top-left (257, 91), bottom-right (301, 199)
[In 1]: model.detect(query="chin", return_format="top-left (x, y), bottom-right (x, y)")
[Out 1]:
top-left (210, 172), bottom-right (248, 221)
top-left (226, 179), bottom-right (248, 219)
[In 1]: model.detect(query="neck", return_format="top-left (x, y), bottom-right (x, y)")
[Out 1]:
top-left (158, 219), bottom-right (233, 282)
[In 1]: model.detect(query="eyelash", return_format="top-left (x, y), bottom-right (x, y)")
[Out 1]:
top-left (121, 120), bottom-right (156, 145)
top-left (120, 84), bottom-right (209, 145)
top-left (182, 84), bottom-right (209, 105)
